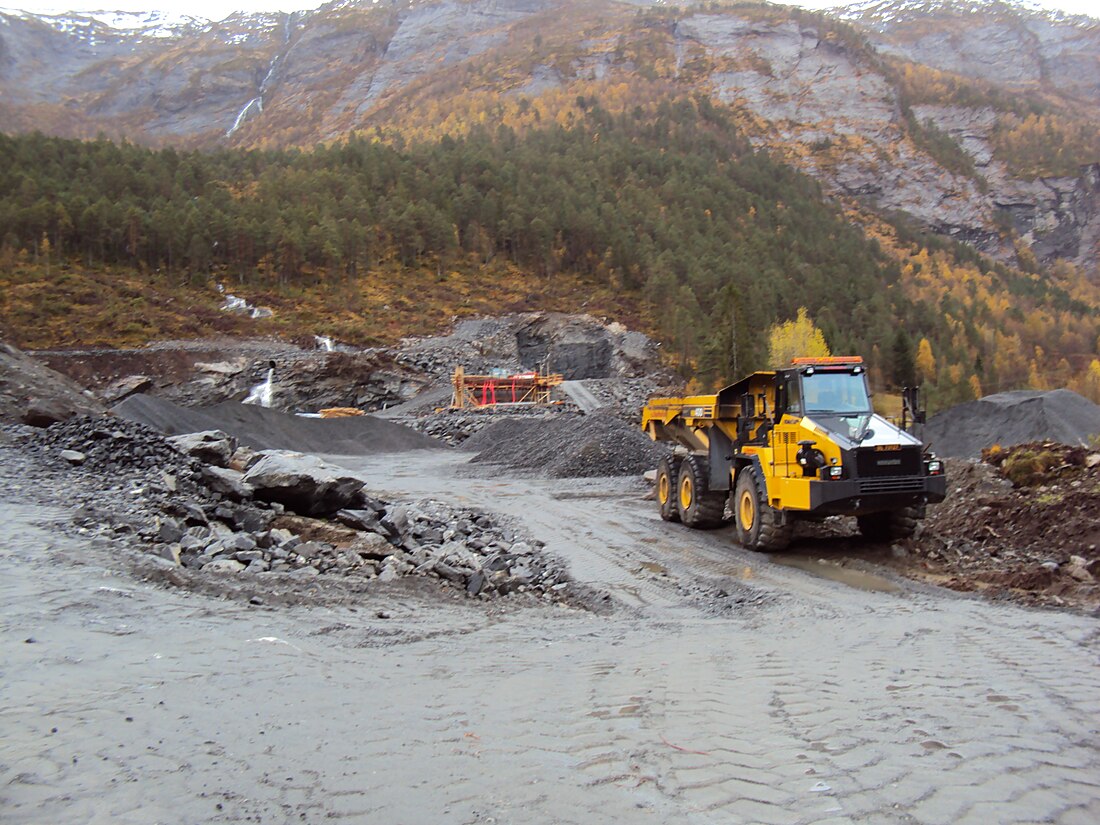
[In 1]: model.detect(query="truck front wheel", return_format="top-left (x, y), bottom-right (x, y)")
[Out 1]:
top-left (857, 507), bottom-right (919, 542)
top-left (734, 466), bottom-right (793, 552)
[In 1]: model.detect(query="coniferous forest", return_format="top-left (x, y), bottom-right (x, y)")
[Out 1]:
top-left (2, 98), bottom-right (1099, 405)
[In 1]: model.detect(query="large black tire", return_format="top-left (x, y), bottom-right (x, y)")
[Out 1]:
top-left (676, 454), bottom-right (726, 529)
top-left (656, 455), bottom-right (682, 522)
top-left (857, 507), bottom-right (920, 542)
top-left (734, 466), bottom-right (794, 552)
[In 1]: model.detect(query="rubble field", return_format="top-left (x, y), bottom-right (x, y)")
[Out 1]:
top-left (2, 415), bottom-right (598, 609)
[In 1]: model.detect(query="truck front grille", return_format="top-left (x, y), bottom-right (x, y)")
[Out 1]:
top-left (858, 477), bottom-right (927, 494)
top-left (855, 446), bottom-right (922, 478)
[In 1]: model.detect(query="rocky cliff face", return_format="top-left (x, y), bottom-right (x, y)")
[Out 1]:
top-left (1, 0), bottom-right (1097, 271)
top-left (847, 0), bottom-right (1100, 108)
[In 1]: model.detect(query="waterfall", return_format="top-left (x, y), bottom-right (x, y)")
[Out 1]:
top-left (225, 11), bottom-right (296, 137)
top-left (243, 367), bottom-right (274, 408)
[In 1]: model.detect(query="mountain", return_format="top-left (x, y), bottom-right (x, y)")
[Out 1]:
top-left (1, 0), bottom-right (1097, 275)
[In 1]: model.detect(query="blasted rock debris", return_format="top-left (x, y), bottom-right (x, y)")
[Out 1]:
top-left (7, 416), bottom-right (580, 605)
top-left (907, 443), bottom-right (1100, 609)
top-left (464, 412), bottom-right (670, 478)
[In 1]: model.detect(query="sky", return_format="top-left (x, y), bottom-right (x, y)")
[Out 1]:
top-left (2, 0), bottom-right (1096, 24)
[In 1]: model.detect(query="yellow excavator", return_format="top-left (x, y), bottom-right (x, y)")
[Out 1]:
top-left (641, 357), bottom-right (946, 551)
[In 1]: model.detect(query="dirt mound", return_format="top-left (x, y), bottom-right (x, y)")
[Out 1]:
top-left (112, 394), bottom-right (441, 455)
top-left (910, 443), bottom-right (1100, 610)
top-left (925, 389), bottom-right (1100, 458)
top-left (464, 412), bottom-right (668, 478)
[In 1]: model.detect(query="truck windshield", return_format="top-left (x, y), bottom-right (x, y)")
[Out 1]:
top-left (800, 371), bottom-right (871, 414)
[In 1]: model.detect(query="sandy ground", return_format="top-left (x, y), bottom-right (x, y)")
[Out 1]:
top-left (3, 450), bottom-right (1100, 824)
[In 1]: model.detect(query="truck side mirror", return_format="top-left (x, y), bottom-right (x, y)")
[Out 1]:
top-left (741, 394), bottom-right (754, 417)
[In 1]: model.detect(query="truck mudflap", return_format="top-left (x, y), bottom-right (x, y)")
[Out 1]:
top-left (808, 474), bottom-right (947, 516)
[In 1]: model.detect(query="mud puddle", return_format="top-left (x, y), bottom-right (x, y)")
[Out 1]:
top-left (768, 555), bottom-right (901, 593)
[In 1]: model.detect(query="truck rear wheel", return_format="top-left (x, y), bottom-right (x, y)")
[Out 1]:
top-left (656, 455), bottom-right (681, 522)
top-left (676, 454), bottom-right (726, 529)
top-left (857, 507), bottom-right (919, 542)
top-left (734, 466), bottom-right (793, 552)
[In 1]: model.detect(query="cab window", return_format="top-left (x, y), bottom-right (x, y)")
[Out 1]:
top-left (800, 371), bottom-right (871, 414)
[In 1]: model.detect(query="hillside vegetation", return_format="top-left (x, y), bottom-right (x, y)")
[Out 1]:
top-left (3, 95), bottom-right (1099, 407)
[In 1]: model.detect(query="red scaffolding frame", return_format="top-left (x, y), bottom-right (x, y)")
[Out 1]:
top-left (451, 366), bottom-right (564, 408)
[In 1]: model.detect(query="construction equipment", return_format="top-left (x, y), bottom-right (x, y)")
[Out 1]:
top-left (641, 357), bottom-right (946, 551)
top-left (451, 366), bottom-right (564, 409)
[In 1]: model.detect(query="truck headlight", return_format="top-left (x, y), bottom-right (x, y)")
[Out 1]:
top-left (826, 466), bottom-right (843, 479)
top-left (926, 459), bottom-right (943, 475)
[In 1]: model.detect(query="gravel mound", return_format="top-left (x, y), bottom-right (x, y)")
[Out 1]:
top-left (112, 393), bottom-right (442, 455)
top-left (926, 389), bottom-right (1100, 458)
top-left (464, 412), bottom-right (669, 478)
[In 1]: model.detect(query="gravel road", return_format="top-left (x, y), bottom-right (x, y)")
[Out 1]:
top-left (2, 450), bottom-right (1099, 824)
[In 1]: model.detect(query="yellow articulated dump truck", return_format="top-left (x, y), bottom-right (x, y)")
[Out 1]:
top-left (641, 357), bottom-right (946, 551)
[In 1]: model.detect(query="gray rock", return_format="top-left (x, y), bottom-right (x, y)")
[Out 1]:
top-left (294, 540), bottom-right (326, 560)
top-left (243, 452), bottom-right (365, 516)
top-left (168, 430), bottom-right (238, 467)
top-left (288, 565), bottom-right (319, 580)
top-left (233, 549), bottom-right (265, 562)
top-left (202, 559), bottom-right (245, 574)
top-left (434, 561), bottom-right (467, 584)
top-left (60, 449), bottom-right (87, 465)
top-left (336, 508), bottom-right (382, 532)
top-left (265, 527), bottom-right (296, 547)
top-left (352, 533), bottom-right (397, 560)
top-left (201, 466), bottom-right (254, 501)
top-left (179, 534), bottom-right (208, 552)
top-left (466, 571), bottom-right (487, 596)
top-left (156, 544), bottom-right (182, 565)
top-left (224, 533), bottom-right (258, 553)
top-left (156, 517), bottom-right (184, 544)
top-left (380, 505), bottom-right (410, 539)
top-left (173, 501), bottom-right (208, 525)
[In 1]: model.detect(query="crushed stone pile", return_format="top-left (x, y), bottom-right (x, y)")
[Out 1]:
top-left (401, 406), bottom-right (563, 446)
top-left (463, 412), bottom-right (669, 478)
top-left (112, 393), bottom-right (441, 454)
top-left (926, 389), bottom-right (1100, 458)
top-left (6, 416), bottom-right (582, 605)
top-left (909, 442), bottom-right (1100, 610)
top-left (30, 415), bottom-right (199, 475)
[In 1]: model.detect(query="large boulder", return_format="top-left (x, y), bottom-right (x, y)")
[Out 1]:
top-left (242, 451), bottom-right (365, 516)
top-left (168, 430), bottom-right (238, 467)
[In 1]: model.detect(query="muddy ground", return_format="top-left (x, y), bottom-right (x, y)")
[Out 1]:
top-left (3, 442), bottom-right (1099, 824)
top-left (3, 320), bottom-right (1100, 822)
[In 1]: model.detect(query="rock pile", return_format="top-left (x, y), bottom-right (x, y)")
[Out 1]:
top-left (464, 412), bottom-right (669, 478)
top-left (15, 416), bottom-right (577, 603)
top-left (911, 442), bottom-right (1100, 610)
top-left (31, 415), bottom-right (202, 475)
top-left (401, 405), bottom-right (561, 446)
